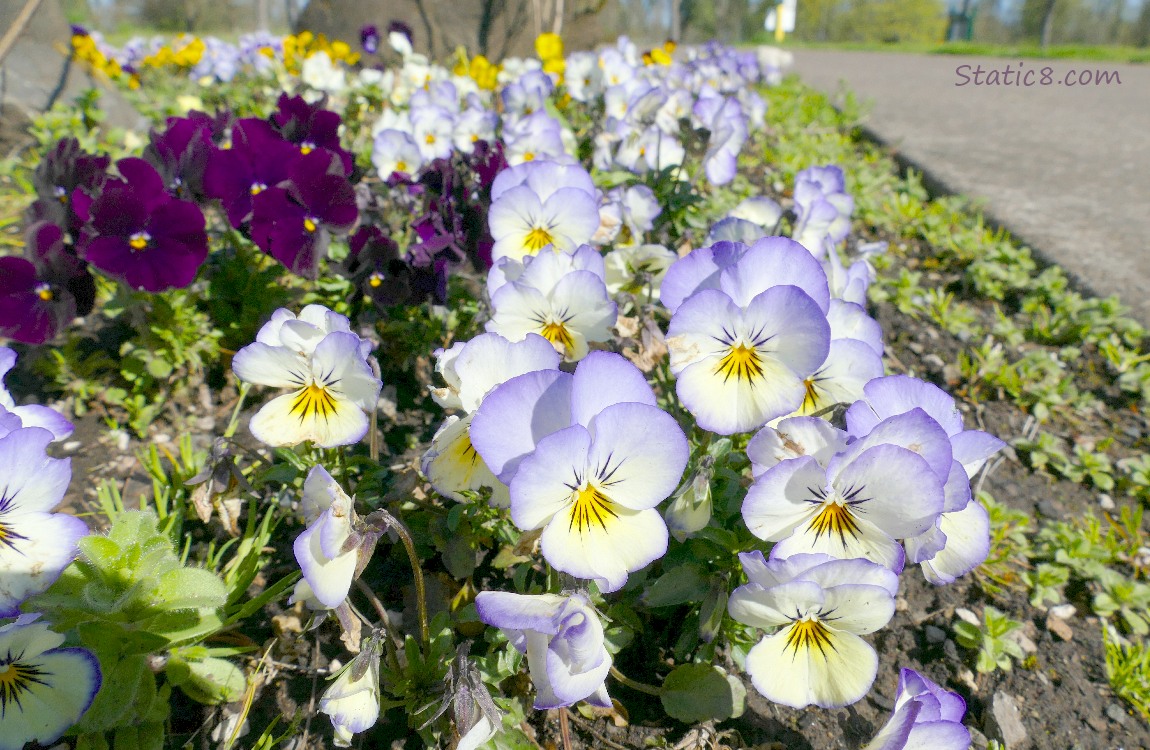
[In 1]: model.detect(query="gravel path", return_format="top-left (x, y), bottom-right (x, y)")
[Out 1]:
top-left (792, 50), bottom-right (1150, 325)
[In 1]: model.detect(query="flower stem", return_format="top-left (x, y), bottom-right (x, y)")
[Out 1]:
top-left (609, 666), bottom-right (662, 696)
top-left (392, 515), bottom-right (431, 650)
top-left (224, 382), bottom-right (250, 438)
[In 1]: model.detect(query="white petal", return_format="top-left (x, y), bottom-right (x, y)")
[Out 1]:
top-left (0, 649), bottom-right (101, 750)
top-left (540, 505), bottom-right (667, 593)
top-left (745, 624), bottom-right (877, 709)
top-left (248, 389), bottom-right (369, 448)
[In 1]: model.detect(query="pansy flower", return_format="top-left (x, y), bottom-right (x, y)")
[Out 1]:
top-left (0, 426), bottom-right (88, 615)
top-left (142, 112), bottom-right (216, 200)
top-left (476, 592), bottom-right (612, 708)
top-left (485, 245), bottom-right (616, 361)
top-left (250, 150), bottom-right (358, 278)
top-left (0, 222), bottom-right (95, 345)
top-left (203, 117), bottom-right (298, 228)
top-left (73, 158), bottom-right (208, 292)
top-left (727, 552), bottom-right (897, 709)
top-left (26, 137), bottom-right (109, 235)
top-left (232, 306), bottom-right (381, 448)
top-left (742, 410), bottom-right (949, 571)
top-left (271, 93), bottom-right (354, 176)
top-left (0, 614), bottom-right (101, 750)
top-left (360, 24), bottom-right (381, 54)
top-left (471, 352), bottom-right (688, 591)
top-left (664, 238), bottom-right (832, 435)
top-left (863, 669), bottom-right (971, 750)
top-left (487, 160), bottom-right (600, 261)
top-left (422, 333), bottom-right (560, 506)
top-left (0, 347), bottom-right (73, 440)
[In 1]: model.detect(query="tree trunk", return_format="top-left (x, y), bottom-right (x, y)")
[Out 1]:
top-left (1040, 0), bottom-right (1056, 49)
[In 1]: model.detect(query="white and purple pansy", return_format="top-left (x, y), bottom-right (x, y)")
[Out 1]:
top-left (742, 410), bottom-right (950, 572)
top-left (664, 238), bottom-right (832, 435)
top-left (422, 333), bottom-right (561, 506)
top-left (0, 426), bottom-right (88, 616)
top-left (728, 552), bottom-right (898, 709)
top-left (232, 305), bottom-right (382, 448)
top-left (487, 160), bottom-right (601, 261)
top-left (0, 614), bottom-right (102, 750)
top-left (0, 348), bottom-right (73, 440)
top-left (475, 591), bottom-right (612, 709)
top-left (470, 352), bottom-right (688, 591)
top-left (863, 668), bottom-right (971, 750)
top-left (485, 245), bottom-right (617, 362)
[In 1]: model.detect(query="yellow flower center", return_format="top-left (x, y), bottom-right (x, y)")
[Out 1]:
top-left (470, 133), bottom-right (479, 143)
top-left (250, 183), bottom-right (266, 196)
top-left (304, 218), bottom-right (318, 233)
top-left (0, 659), bottom-right (46, 712)
top-left (300, 144), bottom-right (314, 155)
top-left (715, 343), bottom-right (764, 384)
top-left (525, 226), bottom-right (554, 252)
top-left (567, 484), bottom-right (618, 534)
top-left (128, 231), bottom-right (150, 251)
top-left (425, 133), bottom-right (436, 145)
top-left (35, 283), bottom-right (53, 302)
top-left (523, 152), bottom-right (535, 162)
top-left (800, 377), bottom-right (821, 413)
top-left (539, 320), bottom-right (575, 355)
top-left (289, 383), bottom-right (339, 421)
top-left (784, 618), bottom-right (834, 659)
top-left (368, 272), bottom-right (384, 288)
top-left (808, 500), bottom-right (862, 546)
top-left (395, 160), bottom-right (408, 173)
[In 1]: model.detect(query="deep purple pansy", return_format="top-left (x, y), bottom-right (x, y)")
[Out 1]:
top-left (0, 222), bottom-right (95, 344)
top-left (26, 137), bottom-right (109, 235)
top-left (203, 117), bottom-right (298, 228)
top-left (73, 157), bottom-right (209, 292)
top-left (271, 94), bottom-right (354, 176)
top-left (250, 150), bottom-right (357, 278)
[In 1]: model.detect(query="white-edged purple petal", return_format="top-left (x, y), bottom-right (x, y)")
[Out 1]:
top-left (470, 369), bottom-right (572, 483)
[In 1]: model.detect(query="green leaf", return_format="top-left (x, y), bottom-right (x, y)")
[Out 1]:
top-left (167, 654), bottom-right (247, 704)
top-left (660, 663), bottom-right (746, 722)
top-left (152, 567), bottom-right (228, 611)
top-left (641, 564), bottom-right (709, 607)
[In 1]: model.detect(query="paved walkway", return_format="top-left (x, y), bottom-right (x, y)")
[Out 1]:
top-left (792, 50), bottom-right (1150, 325)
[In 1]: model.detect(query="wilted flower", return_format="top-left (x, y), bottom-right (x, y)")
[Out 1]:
top-left (476, 591), bottom-right (612, 709)
top-left (294, 466), bottom-right (381, 609)
top-left (0, 614), bottom-right (101, 750)
top-left (419, 642), bottom-right (503, 750)
top-left (320, 630), bottom-right (383, 747)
